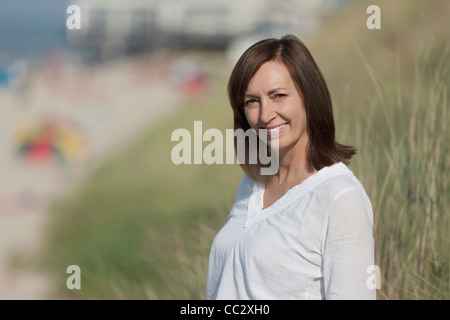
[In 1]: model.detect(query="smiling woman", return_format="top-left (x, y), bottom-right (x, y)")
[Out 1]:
top-left (228, 35), bottom-right (357, 183)
top-left (243, 61), bottom-right (309, 173)
top-left (206, 35), bottom-right (376, 300)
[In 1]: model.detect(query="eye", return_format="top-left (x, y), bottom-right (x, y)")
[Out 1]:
top-left (273, 93), bottom-right (287, 99)
top-left (244, 99), bottom-right (258, 107)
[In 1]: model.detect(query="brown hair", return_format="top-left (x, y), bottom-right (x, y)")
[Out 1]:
top-left (228, 34), bottom-right (356, 182)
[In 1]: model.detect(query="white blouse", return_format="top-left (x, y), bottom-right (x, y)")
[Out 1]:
top-left (206, 162), bottom-right (376, 300)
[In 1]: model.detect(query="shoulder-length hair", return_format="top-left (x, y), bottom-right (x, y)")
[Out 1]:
top-left (228, 34), bottom-right (356, 182)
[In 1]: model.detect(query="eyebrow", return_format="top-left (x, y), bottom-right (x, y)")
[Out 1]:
top-left (244, 87), bottom-right (288, 98)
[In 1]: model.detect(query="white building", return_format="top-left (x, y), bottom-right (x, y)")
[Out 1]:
top-left (68, 0), bottom-right (322, 60)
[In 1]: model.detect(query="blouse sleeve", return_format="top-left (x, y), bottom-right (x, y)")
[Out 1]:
top-left (322, 186), bottom-right (376, 300)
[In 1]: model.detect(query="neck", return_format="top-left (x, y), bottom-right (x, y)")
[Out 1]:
top-left (263, 137), bottom-right (313, 187)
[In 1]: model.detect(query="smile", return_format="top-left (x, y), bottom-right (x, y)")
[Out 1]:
top-left (263, 123), bottom-right (288, 137)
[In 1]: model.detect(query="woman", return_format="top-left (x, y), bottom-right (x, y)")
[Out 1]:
top-left (206, 35), bottom-right (376, 300)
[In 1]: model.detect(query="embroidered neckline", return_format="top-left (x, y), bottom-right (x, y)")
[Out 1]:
top-left (244, 162), bottom-right (352, 227)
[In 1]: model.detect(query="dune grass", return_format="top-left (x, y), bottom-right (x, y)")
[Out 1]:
top-left (40, 0), bottom-right (449, 300)
top-left (348, 43), bottom-right (449, 299)
top-left (311, 0), bottom-right (450, 299)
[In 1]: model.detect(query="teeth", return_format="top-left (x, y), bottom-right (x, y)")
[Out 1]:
top-left (267, 124), bottom-right (287, 133)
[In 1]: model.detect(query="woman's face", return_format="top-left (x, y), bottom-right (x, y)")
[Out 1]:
top-left (243, 61), bottom-right (309, 154)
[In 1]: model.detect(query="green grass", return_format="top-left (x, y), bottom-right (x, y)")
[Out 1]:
top-left (39, 0), bottom-right (449, 299)
top-left (39, 59), bottom-right (244, 299)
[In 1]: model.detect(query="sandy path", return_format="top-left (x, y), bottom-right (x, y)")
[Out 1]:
top-left (0, 55), bottom-right (182, 299)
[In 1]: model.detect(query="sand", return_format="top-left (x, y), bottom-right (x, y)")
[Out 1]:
top-left (0, 53), bottom-right (182, 299)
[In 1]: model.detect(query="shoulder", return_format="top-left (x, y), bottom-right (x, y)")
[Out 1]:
top-left (315, 164), bottom-right (374, 248)
top-left (312, 162), bottom-right (370, 208)
top-left (317, 163), bottom-right (374, 227)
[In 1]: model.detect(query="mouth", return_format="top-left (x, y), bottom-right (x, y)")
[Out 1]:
top-left (262, 123), bottom-right (288, 137)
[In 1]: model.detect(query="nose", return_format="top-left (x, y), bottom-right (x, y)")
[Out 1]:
top-left (259, 99), bottom-right (277, 126)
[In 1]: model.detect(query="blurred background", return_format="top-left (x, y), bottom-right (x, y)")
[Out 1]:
top-left (0, 0), bottom-right (448, 299)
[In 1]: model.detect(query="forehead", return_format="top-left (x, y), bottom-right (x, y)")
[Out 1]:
top-left (246, 61), bottom-right (294, 92)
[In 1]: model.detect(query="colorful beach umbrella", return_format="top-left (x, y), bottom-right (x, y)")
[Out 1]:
top-left (15, 116), bottom-right (86, 165)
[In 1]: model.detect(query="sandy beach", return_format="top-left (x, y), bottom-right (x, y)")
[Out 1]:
top-left (0, 53), bottom-right (182, 299)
